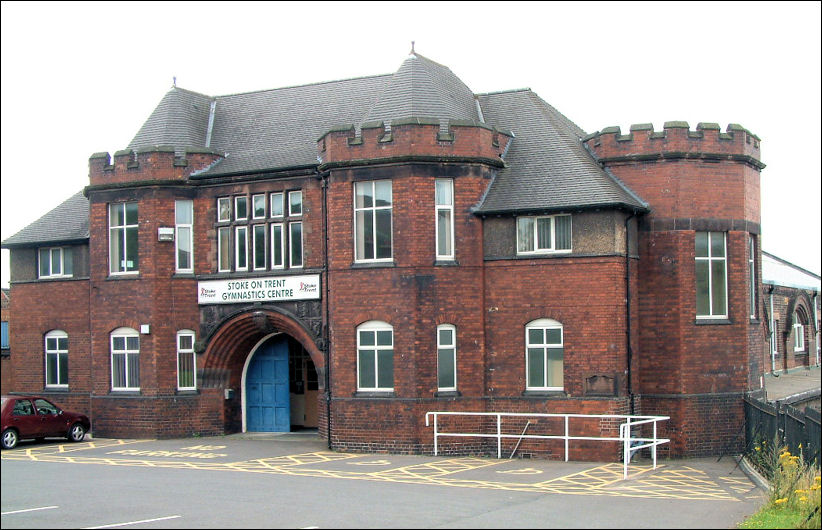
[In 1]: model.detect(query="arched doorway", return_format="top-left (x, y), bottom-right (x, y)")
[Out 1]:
top-left (244, 334), bottom-right (290, 432)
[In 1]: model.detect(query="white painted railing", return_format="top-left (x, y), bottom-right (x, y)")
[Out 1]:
top-left (424, 411), bottom-right (670, 479)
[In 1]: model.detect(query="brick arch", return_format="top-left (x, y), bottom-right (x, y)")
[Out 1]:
top-left (203, 309), bottom-right (323, 372)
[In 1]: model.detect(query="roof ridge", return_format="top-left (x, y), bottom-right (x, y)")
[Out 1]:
top-left (215, 73), bottom-right (393, 99)
top-left (476, 88), bottom-right (532, 97)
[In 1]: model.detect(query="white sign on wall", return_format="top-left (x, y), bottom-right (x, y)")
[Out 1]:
top-left (198, 274), bottom-right (320, 304)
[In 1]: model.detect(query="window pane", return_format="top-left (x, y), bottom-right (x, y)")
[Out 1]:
top-left (537, 218), bottom-right (552, 249)
top-left (289, 191), bottom-right (302, 215)
top-left (517, 218), bottom-right (534, 252)
top-left (127, 353), bottom-right (140, 387)
top-left (270, 193), bottom-right (283, 217)
top-left (528, 348), bottom-right (545, 387)
top-left (178, 351), bottom-right (194, 388)
top-left (112, 354), bottom-right (126, 387)
top-left (46, 354), bottom-right (57, 385)
top-left (178, 226), bottom-right (192, 269)
top-left (57, 337), bottom-right (68, 350)
top-left (711, 260), bottom-right (727, 315)
top-left (359, 330), bottom-right (375, 347)
top-left (176, 200), bottom-right (193, 224)
top-left (437, 210), bottom-right (452, 257)
top-left (375, 209), bottom-right (392, 259)
top-left (253, 195), bottom-right (266, 218)
top-left (356, 210), bottom-right (374, 260)
top-left (376, 330), bottom-right (392, 346)
top-left (528, 328), bottom-right (543, 345)
top-left (555, 216), bottom-right (572, 250)
top-left (254, 225), bottom-right (266, 269)
top-left (47, 337), bottom-right (57, 350)
top-left (179, 335), bottom-right (193, 350)
top-left (58, 352), bottom-right (68, 384)
top-left (271, 225), bottom-right (283, 267)
top-left (39, 248), bottom-right (50, 277)
top-left (438, 348), bottom-right (455, 388)
top-left (377, 349), bottom-right (393, 388)
top-left (219, 228), bottom-right (231, 271)
top-left (125, 226), bottom-right (138, 271)
top-left (126, 336), bottom-right (139, 350)
top-left (438, 328), bottom-right (453, 346)
top-left (235, 197), bottom-right (247, 220)
top-left (218, 198), bottom-right (231, 221)
top-left (110, 228), bottom-right (124, 273)
top-left (695, 261), bottom-right (710, 316)
top-left (355, 182), bottom-right (373, 209)
top-left (110, 203), bottom-right (124, 226)
top-left (547, 348), bottom-right (563, 387)
top-left (112, 336), bottom-right (125, 350)
top-left (375, 181), bottom-right (392, 207)
top-left (290, 222), bottom-right (303, 267)
top-left (710, 232), bottom-right (725, 257)
top-left (435, 179), bottom-right (452, 206)
top-left (545, 328), bottom-right (562, 345)
top-left (358, 349), bottom-right (375, 388)
top-left (51, 249), bottom-right (62, 275)
top-left (63, 247), bottom-right (73, 276)
top-left (125, 202), bottom-right (138, 225)
top-left (236, 227), bottom-right (247, 269)
top-left (695, 232), bottom-right (709, 257)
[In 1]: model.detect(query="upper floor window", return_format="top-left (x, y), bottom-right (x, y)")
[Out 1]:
top-left (437, 324), bottom-right (457, 391)
top-left (45, 330), bottom-right (68, 388)
top-left (177, 330), bottom-right (196, 390)
top-left (290, 222), bottom-right (303, 268)
top-left (357, 320), bottom-right (393, 391)
top-left (435, 179), bottom-right (454, 260)
top-left (218, 227), bottom-right (231, 272)
top-left (270, 193), bottom-right (284, 218)
top-left (354, 180), bottom-right (392, 262)
top-left (748, 234), bottom-right (757, 319)
top-left (253, 224), bottom-right (267, 271)
top-left (175, 200), bottom-right (193, 273)
top-left (695, 231), bottom-right (727, 318)
top-left (1, 321), bottom-right (8, 350)
top-left (793, 311), bottom-right (805, 352)
top-left (111, 327), bottom-right (139, 391)
top-left (252, 194), bottom-right (266, 219)
top-left (109, 202), bottom-right (138, 274)
top-left (517, 214), bottom-right (572, 255)
top-left (217, 197), bottom-right (231, 222)
top-left (526, 318), bottom-right (564, 391)
top-left (289, 191), bottom-right (303, 217)
top-left (235, 226), bottom-right (248, 271)
top-left (235, 196), bottom-right (248, 221)
top-left (39, 247), bottom-right (73, 278)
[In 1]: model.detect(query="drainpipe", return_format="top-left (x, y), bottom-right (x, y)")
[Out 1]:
top-left (624, 211), bottom-right (636, 415)
top-left (769, 286), bottom-right (776, 373)
top-left (320, 170), bottom-right (332, 449)
top-left (813, 291), bottom-right (819, 367)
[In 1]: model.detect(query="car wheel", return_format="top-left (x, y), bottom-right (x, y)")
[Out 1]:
top-left (1, 428), bottom-right (19, 450)
top-left (67, 423), bottom-right (86, 443)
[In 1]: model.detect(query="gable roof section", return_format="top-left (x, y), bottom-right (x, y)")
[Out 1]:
top-left (475, 90), bottom-right (647, 214)
top-left (1, 190), bottom-right (89, 248)
top-left (128, 87), bottom-right (213, 155)
top-left (762, 251), bottom-right (821, 291)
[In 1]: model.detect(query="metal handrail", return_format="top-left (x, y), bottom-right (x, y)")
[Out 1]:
top-left (425, 411), bottom-right (670, 479)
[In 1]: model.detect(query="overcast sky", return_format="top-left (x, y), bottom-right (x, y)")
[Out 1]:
top-left (2, 1), bottom-right (820, 289)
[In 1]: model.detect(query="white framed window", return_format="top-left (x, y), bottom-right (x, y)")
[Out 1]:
top-left (437, 324), bottom-right (456, 391)
top-left (45, 330), bottom-right (68, 388)
top-left (793, 311), bottom-right (805, 352)
top-left (435, 179), bottom-right (454, 260)
top-left (217, 197), bottom-right (231, 222)
top-left (357, 320), bottom-right (393, 391)
top-left (290, 222), bottom-right (303, 268)
top-left (525, 318), bottom-right (564, 391)
top-left (177, 330), bottom-right (196, 391)
top-left (354, 180), bottom-right (393, 262)
top-left (109, 202), bottom-right (139, 274)
top-left (252, 194), bottom-right (266, 219)
top-left (253, 224), bottom-right (267, 270)
top-left (749, 234), bottom-right (757, 319)
top-left (111, 327), bottom-right (140, 391)
top-left (175, 200), bottom-right (194, 272)
top-left (695, 231), bottom-right (727, 318)
top-left (235, 226), bottom-right (248, 271)
top-left (270, 192), bottom-right (284, 218)
top-left (218, 227), bottom-right (231, 272)
top-left (289, 190), bottom-right (303, 216)
top-left (517, 214), bottom-right (572, 255)
top-left (235, 196), bottom-right (248, 221)
top-left (270, 224), bottom-right (284, 269)
top-left (38, 247), bottom-right (73, 278)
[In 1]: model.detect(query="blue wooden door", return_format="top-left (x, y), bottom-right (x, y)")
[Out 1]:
top-left (246, 336), bottom-right (290, 432)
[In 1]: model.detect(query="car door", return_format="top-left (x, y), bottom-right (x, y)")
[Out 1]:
top-left (8, 399), bottom-right (42, 439)
top-left (33, 399), bottom-right (64, 437)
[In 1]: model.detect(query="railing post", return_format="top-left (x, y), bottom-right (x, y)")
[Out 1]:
top-left (433, 413), bottom-right (438, 456)
top-left (497, 414), bottom-right (502, 459)
top-left (623, 418), bottom-right (631, 480)
top-left (652, 420), bottom-right (658, 470)
top-left (564, 415), bottom-right (569, 462)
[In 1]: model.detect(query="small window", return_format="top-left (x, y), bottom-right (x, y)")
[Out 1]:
top-left (437, 324), bottom-right (456, 391)
top-left (235, 196), bottom-right (248, 221)
top-left (517, 215), bottom-right (572, 254)
top-left (1, 321), bottom-right (8, 350)
top-left (177, 330), bottom-right (196, 391)
top-left (354, 180), bottom-right (393, 262)
top-left (270, 192), bottom-right (284, 218)
top-left (289, 191), bottom-right (303, 216)
top-left (526, 319), bottom-right (564, 390)
top-left (109, 202), bottom-right (139, 274)
top-left (695, 231), bottom-right (727, 318)
top-left (111, 327), bottom-right (140, 391)
top-left (290, 222), bottom-right (303, 268)
top-left (793, 311), bottom-right (805, 352)
top-left (39, 247), bottom-right (73, 278)
top-left (749, 234), bottom-right (757, 319)
top-left (253, 224), bottom-right (267, 270)
top-left (175, 200), bottom-right (194, 272)
top-left (45, 330), bottom-right (69, 388)
top-left (435, 179), bottom-right (454, 260)
top-left (217, 197), bottom-right (231, 222)
top-left (357, 321), bottom-right (394, 391)
top-left (218, 227), bottom-right (231, 272)
top-left (252, 194), bottom-right (266, 219)
top-left (271, 224), bottom-right (284, 269)
top-left (235, 226), bottom-right (248, 271)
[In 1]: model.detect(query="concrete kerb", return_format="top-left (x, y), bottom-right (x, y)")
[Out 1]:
top-left (738, 455), bottom-right (770, 492)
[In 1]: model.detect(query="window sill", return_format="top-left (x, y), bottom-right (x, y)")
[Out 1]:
top-left (43, 387), bottom-right (69, 392)
top-left (109, 390), bottom-right (141, 396)
top-left (434, 390), bottom-right (461, 398)
top-left (351, 261), bottom-right (395, 269)
top-left (433, 260), bottom-right (459, 267)
top-left (694, 318), bottom-right (732, 325)
top-left (176, 389), bottom-right (199, 395)
top-left (353, 391), bottom-right (395, 398)
top-left (522, 390), bottom-right (567, 398)
top-left (107, 273), bottom-right (140, 281)
top-left (749, 318), bottom-right (761, 325)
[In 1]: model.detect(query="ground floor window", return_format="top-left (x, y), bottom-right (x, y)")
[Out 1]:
top-left (45, 329), bottom-right (68, 388)
top-left (111, 327), bottom-right (140, 390)
top-left (357, 321), bottom-right (393, 391)
top-left (437, 324), bottom-right (456, 391)
top-left (177, 330), bottom-right (196, 390)
top-left (526, 318), bottom-right (564, 390)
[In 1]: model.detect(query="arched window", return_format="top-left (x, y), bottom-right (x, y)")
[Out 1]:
top-left (357, 321), bottom-right (393, 391)
top-left (177, 330), bottom-right (196, 390)
top-left (45, 330), bottom-right (68, 388)
top-left (111, 327), bottom-right (140, 390)
top-left (526, 319), bottom-right (563, 390)
top-left (793, 310), bottom-right (806, 352)
top-left (437, 324), bottom-right (457, 391)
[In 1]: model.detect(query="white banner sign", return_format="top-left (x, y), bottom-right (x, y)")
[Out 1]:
top-left (198, 274), bottom-right (320, 304)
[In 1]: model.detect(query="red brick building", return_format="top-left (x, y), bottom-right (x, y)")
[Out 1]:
top-left (2, 52), bottom-right (774, 459)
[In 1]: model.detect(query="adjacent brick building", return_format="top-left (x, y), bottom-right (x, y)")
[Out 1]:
top-left (2, 52), bottom-right (792, 460)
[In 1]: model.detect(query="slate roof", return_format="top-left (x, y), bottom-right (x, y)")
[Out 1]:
top-left (1, 190), bottom-right (89, 247)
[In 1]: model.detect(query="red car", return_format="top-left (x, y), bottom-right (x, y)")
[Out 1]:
top-left (1, 396), bottom-right (90, 449)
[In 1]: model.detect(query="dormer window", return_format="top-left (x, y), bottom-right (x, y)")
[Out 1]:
top-left (516, 214), bottom-right (572, 255)
top-left (38, 247), bottom-right (73, 278)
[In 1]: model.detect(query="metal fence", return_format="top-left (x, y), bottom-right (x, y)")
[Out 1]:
top-left (744, 395), bottom-right (821, 467)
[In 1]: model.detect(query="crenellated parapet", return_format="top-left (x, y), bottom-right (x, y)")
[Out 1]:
top-left (88, 146), bottom-right (224, 187)
top-left (317, 119), bottom-right (513, 169)
top-left (584, 122), bottom-right (764, 170)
